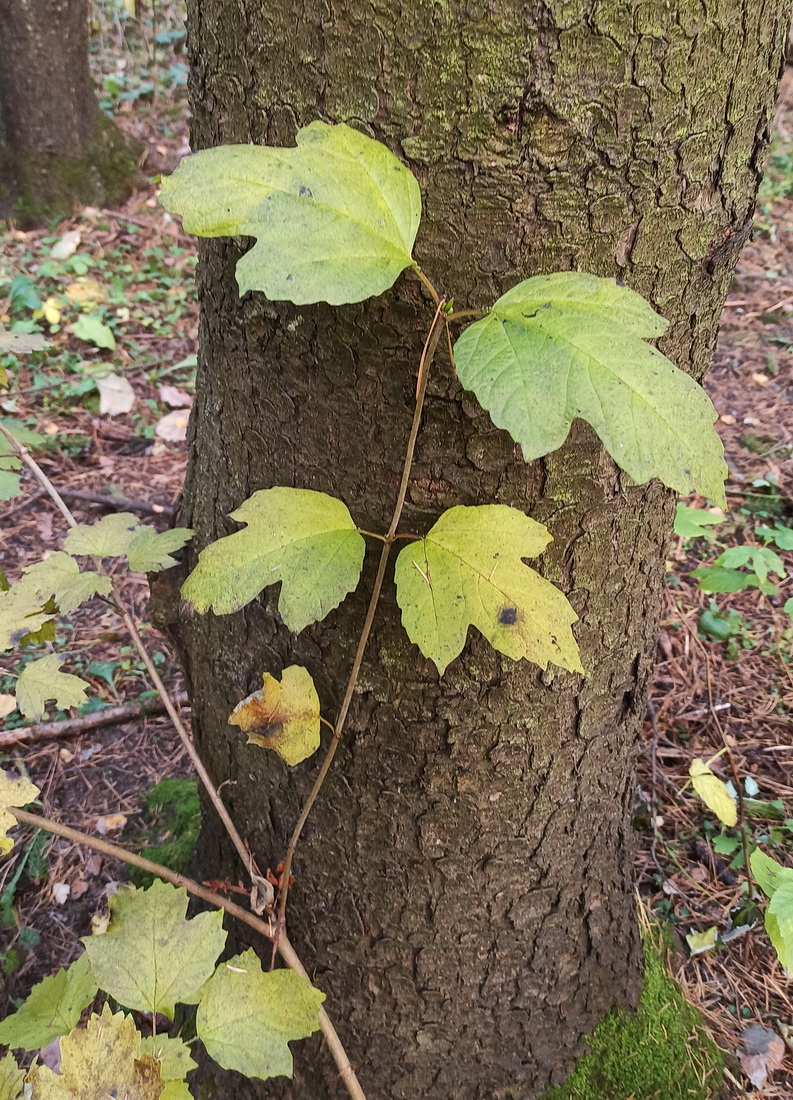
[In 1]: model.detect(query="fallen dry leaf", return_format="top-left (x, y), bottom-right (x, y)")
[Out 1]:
top-left (159, 385), bottom-right (193, 408)
top-left (739, 1023), bottom-right (785, 1088)
top-left (70, 878), bottom-right (90, 900)
top-left (97, 373), bottom-right (136, 416)
top-left (0, 695), bottom-right (16, 719)
top-left (155, 409), bottom-right (190, 441)
top-left (96, 813), bottom-right (127, 835)
top-left (51, 229), bottom-right (81, 260)
top-left (52, 882), bottom-right (70, 905)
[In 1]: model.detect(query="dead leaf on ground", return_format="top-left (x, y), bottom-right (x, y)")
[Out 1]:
top-left (739, 1023), bottom-right (786, 1088)
top-left (0, 695), bottom-right (16, 719)
top-left (96, 813), bottom-right (127, 835)
top-left (97, 373), bottom-right (136, 416)
top-left (155, 409), bottom-right (190, 441)
top-left (159, 385), bottom-right (193, 408)
top-left (52, 882), bottom-right (70, 905)
top-left (51, 229), bottom-right (81, 260)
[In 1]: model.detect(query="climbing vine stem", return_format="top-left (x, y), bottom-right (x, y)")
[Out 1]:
top-left (276, 289), bottom-right (447, 928)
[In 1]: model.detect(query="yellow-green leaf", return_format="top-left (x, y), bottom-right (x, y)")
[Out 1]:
top-left (767, 879), bottom-right (793, 975)
top-left (230, 665), bottom-right (321, 766)
top-left (0, 773), bottom-right (39, 856)
top-left (750, 848), bottom-right (793, 899)
top-left (196, 949), bottom-right (325, 1080)
top-left (394, 504), bottom-right (582, 676)
top-left (19, 553), bottom-right (112, 614)
top-left (63, 513), bottom-right (140, 558)
top-left (688, 758), bottom-right (737, 826)
top-left (160, 122), bottom-right (421, 305)
top-left (151, 1033), bottom-right (197, 1094)
top-left (685, 926), bottom-right (719, 956)
top-left (82, 881), bottom-right (226, 1019)
top-left (0, 954), bottom-right (97, 1051)
top-left (25, 1004), bottom-right (163, 1100)
top-left (454, 273), bottom-right (727, 504)
top-left (127, 526), bottom-right (194, 573)
top-left (0, 1053), bottom-right (23, 1100)
top-left (15, 655), bottom-right (89, 720)
top-left (182, 488), bottom-right (366, 631)
top-left (0, 583), bottom-right (55, 652)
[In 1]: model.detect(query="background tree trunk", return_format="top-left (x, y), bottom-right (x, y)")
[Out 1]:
top-left (0, 0), bottom-right (139, 221)
top-left (158, 2), bottom-right (790, 1096)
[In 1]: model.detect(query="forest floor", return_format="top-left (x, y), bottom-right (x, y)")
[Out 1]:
top-left (0, 5), bottom-right (792, 1097)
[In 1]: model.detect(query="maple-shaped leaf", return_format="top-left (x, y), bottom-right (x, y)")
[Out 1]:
top-left (25, 1004), bottom-right (164, 1100)
top-left (63, 513), bottom-right (141, 558)
top-left (688, 758), bottom-right (737, 827)
top-left (394, 505), bottom-right (582, 676)
top-left (160, 121), bottom-right (421, 305)
top-left (15, 655), bottom-right (89, 720)
top-left (19, 553), bottom-right (112, 614)
top-left (453, 273), bottom-right (727, 504)
top-left (0, 1053), bottom-right (23, 1100)
top-left (750, 849), bottom-right (793, 899)
top-left (82, 881), bottom-right (226, 1019)
top-left (0, 420), bottom-right (47, 501)
top-left (229, 665), bottom-right (321, 766)
top-left (0, 953), bottom-right (97, 1051)
top-left (127, 526), bottom-right (194, 573)
top-left (196, 949), bottom-right (325, 1080)
top-left (182, 488), bottom-right (366, 632)
top-left (0, 584), bottom-right (56, 651)
top-left (0, 774), bottom-right (40, 856)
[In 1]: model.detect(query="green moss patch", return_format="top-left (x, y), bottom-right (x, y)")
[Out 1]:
top-left (129, 778), bottom-right (201, 886)
top-left (544, 942), bottom-right (725, 1100)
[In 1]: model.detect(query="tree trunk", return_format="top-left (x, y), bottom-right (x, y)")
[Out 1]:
top-left (158, 2), bottom-right (790, 1096)
top-left (0, 0), bottom-right (139, 221)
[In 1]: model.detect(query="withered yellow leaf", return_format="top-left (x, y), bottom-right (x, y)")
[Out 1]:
top-left (229, 665), bottom-right (321, 767)
top-left (0, 773), bottom-right (40, 855)
top-left (689, 758), bottom-right (737, 827)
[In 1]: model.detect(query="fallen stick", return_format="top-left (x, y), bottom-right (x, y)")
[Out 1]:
top-left (0, 692), bottom-right (189, 748)
top-left (56, 488), bottom-right (174, 517)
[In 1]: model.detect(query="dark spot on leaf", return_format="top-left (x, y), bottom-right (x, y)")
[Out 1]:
top-left (498, 607), bottom-right (518, 626)
top-left (616, 278), bottom-right (626, 286)
top-left (286, 275), bottom-right (293, 281)
top-left (299, 185), bottom-right (313, 198)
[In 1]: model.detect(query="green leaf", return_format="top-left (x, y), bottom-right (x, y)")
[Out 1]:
top-left (0, 326), bottom-right (50, 355)
top-left (70, 314), bottom-right (116, 350)
top-left (673, 504), bottom-right (725, 539)
top-left (0, 419), bottom-right (47, 454)
top-left (82, 881), bottom-right (226, 1019)
top-left (127, 526), bottom-right (194, 573)
top-left (0, 953), bottom-right (97, 1050)
top-left (691, 567), bottom-right (755, 594)
top-left (15, 655), bottom-right (89, 719)
top-left (685, 926), bottom-right (718, 956)
top-left (717, 545), bottom-right (785, 584)
top-left (229, 665), bottom-right (321, 766)
top-left (394, 504), bottom-right (582, 676)
top-left (0, 470), bottom-right (22, 501)
top-left (19, 553), bottom-right (112, 613)
top-left (0, 1053), bottom-right (24, 1100)
top-left (764, 523), bottom-right (793, 551)
top-left (453, 273), bottom-right (727, 503)
top-left (784, 598), bottom-right (793, 619)
top-left (182, 488), bottom-right (366, 632)
top-left (196, 949), bottom-right (325, 1080)
top-left (26, 1004), bottom-right (164, 1100)
top-left (750, 848), bottom-right (793, 899)
top-left (63, 513), bottom-right (141, 557)
top-left (0, 584), bottom-right (55, 651)
top-left (766, 879), bottom-right (793, 974)
top-left (160, 122), bottom-right (421, 305)
top-left (151, 1034), bottom-right (197, 1087)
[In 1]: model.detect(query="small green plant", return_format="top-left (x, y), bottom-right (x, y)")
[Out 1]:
top-left (0, 122), bottom-right (732, 1096)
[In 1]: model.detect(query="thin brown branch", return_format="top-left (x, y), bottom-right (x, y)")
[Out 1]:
top-left (277, 299), bottom-right (448, 926)
top-left (9, 808), bottom-right (366, 1100)
top-left (0, 692), bottom-right (188, 748)
top-left (57, 487), bottom-right (173, 517)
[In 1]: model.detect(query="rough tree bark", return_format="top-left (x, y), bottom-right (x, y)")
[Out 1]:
top-left (157, 2), bottom-right (790, 1097)
top-left (0, 0), bottom-right (139, 221)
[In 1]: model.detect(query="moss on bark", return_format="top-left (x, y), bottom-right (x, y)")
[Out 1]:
top-left (543, 934), bottom-right (725, 1100)
top-left (0, 112), bottom-right (141, 224)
